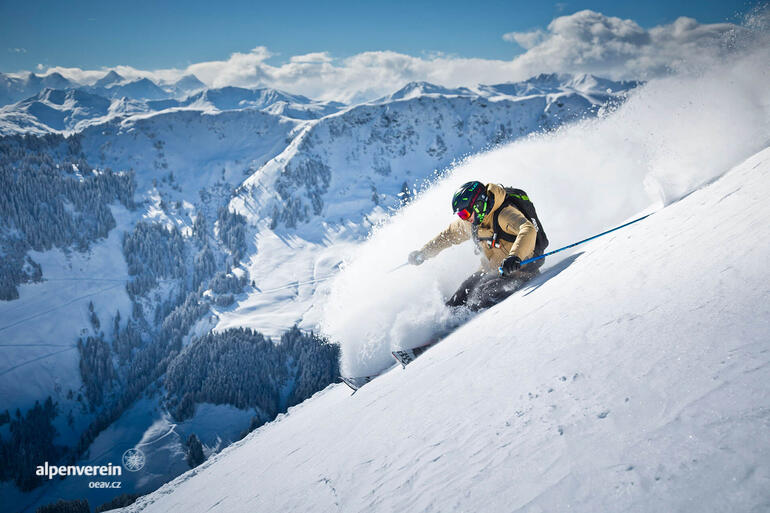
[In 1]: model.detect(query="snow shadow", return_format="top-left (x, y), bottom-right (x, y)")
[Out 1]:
top-left (521, 252), bottom-right (583, 297)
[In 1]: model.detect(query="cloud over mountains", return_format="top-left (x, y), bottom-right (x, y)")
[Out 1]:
top-left (503, 10), bottom-right (742, 78)
top-left (27, 10), bottom-right (749, 103)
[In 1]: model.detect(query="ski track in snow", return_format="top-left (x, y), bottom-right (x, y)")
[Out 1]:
top-left (0, 346), bottom-right (77, 377)
top-left (117, 148), bottom-right (770, 513)
top-left (0, 282), bottom-right (124, 334)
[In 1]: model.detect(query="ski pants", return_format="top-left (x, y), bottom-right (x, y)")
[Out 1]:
top-left (446, 258), bottom-right (543, 311)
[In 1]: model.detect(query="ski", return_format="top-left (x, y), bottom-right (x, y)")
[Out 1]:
top-left (340, 375), bottom-right (377, 392)
top-left (342, 323), bottom-right (463, 393)
top-left (392, 340), bottom-right (438, 368)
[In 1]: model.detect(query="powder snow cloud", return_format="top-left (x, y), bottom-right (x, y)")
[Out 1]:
top-left (33, 10), bottom-right (750, 103)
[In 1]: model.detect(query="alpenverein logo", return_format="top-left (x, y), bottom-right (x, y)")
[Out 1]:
top-left (36, 462), bottom-right (122, 480)
top-left (122, 448), bottom-right (146, 472)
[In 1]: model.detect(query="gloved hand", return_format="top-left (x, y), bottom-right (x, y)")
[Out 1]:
top-left (500, 255), bottom-right (522, 277)
top-left (408, 250), bottom-right (425, 266)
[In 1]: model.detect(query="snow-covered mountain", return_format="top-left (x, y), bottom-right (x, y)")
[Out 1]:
top-left (93, 70), bottom-right (125, 89)
top-left (87, 71), bottom-right (206, 99)
top-left (91, 77), bottom-right (169, 101)
top-left (375, 81), bottom-right (477, 102)
top-left (147, 86), bottom-right (344, 119)
top-left (0, 85), bottom-right (346, 135)
top-left (164, 74), bottom-right (207, 97)
top-left (477, 72), bottom-right (640, 98)
top-left (0, 74), bottom-right (633, 136)
top-left (114, 145), bottom-right (770, 513)
top-left (0, 88), bottom-right (115, 133)
top-left (0, 72), bottom-right (77, 106)
top-left (0, 71), bottom-right (208, 111)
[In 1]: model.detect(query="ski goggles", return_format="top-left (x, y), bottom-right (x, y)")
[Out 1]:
top-left (456, 208), bottom-right (473, 220)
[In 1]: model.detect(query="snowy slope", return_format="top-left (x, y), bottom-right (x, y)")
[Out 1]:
top-left (0, 108), bottom-right (303, 413)
top-left (118, 146), bottom-right (770, 513)
top-left (0, 88), bottom-right (114, 134)
top-left (0, 204), bottom-right (135, 439)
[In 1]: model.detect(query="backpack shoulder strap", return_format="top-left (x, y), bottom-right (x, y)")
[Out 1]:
top-left (492, 188), bottom-right (549, 254)
top-left (492, 194), bottom-right (519, 243)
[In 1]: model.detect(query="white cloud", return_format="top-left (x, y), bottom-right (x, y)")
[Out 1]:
top-left (8, 48), bottom-right (27, 54)
top-left (503, 10), bottom-right (742, 78)
top-left (289, 52), bottom-right (333, 64)
top-left (33, 10), bottom-right (752, 103)
top-left (187, 46), bottom-right (274, 88)
top-left (502, 29), bottom-right (546, 49)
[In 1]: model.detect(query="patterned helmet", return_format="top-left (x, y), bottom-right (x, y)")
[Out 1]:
top-left (451, 181), bottom-right (491, 224)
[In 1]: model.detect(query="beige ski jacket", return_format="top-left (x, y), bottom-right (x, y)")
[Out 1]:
top-left (420, 183), bottom-right (538, 272)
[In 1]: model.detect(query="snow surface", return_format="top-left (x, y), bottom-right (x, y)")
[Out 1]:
top-left (117, 146), bottom-right (770, 513)
top-left (0, 205), bottom-right (134, 432)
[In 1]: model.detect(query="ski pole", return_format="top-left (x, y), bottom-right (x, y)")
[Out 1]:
top-left (499, 213), bottom-right (653, 275)
top-left (388, 262), bottom-right (410, 273)
top-left (256, 275), bottom-right (335, 294)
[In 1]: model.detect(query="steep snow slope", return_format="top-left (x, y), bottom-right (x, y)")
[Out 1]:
top-left (119, 146), bottom-right (770, 513)
top-left (2, 59), bottom-right (764, 509)
top-left (320, 40), bottom-right (770, 378)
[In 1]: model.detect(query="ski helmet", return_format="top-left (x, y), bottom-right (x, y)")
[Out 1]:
top-left (451, 181), bottom-right (491, 224)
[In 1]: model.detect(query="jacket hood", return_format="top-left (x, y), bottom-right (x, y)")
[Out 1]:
top-left (480, 183), bottom-right (507, 228)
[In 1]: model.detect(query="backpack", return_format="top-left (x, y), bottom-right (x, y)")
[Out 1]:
top-left (492, 187), bottom-right (549, 255)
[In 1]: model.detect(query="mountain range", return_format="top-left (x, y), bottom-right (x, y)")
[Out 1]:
top-left (0, 70), bottom-right (206, 110)
top-left (0, 72), bottom-right (638, 135)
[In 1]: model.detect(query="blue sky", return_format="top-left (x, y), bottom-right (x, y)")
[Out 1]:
top-left (0, 0), bottom-right (758, 72)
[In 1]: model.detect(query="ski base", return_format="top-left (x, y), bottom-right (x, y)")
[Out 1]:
top-left (341, 325), bottom-right (458, 393)
top-left (340, 375), bottom-right (376, 392)
top-left (392, 341), bottom-right (437, 368)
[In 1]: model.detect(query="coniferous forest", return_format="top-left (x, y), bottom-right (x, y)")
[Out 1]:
top-left (0, 133), bottom-right (340, 501)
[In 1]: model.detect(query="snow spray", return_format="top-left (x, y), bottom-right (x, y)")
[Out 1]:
top-left (321, 9), bottom-right (770, 377)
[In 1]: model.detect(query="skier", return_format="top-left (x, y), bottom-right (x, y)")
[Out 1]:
top-left (408, 181), bottom-right (548, 310)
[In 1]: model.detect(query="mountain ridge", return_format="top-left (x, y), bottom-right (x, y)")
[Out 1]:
top-left (0, 73), bottom-right (636, 135)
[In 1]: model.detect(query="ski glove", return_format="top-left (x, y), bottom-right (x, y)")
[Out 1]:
top-left (408, 250), bottom-right (425, 266)
top-left (500, 255), bottom-right (522, 276)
